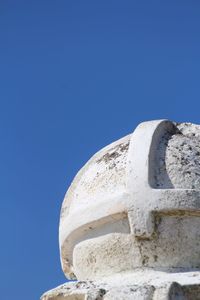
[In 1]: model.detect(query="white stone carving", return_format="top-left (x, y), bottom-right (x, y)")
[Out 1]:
top-left (41, 120), bottom-right (200, 299)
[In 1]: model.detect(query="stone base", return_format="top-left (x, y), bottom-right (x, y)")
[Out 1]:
top-left (40, 270), bottom-right (200, 300)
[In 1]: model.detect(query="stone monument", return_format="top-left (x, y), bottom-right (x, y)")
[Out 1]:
top-left (41, 120), bottom-right (200, 299)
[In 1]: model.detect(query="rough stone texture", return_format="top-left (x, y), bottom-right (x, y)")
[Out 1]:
top-left (41, 120), bottom-right (200, 299)
top-left (155, 122), bottom-right (200, 189)
top-left (41, 270), bottom-right (200, 300)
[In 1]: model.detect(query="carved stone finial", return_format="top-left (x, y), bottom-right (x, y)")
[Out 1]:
top-left (41, 120), bottom-right (200, 300)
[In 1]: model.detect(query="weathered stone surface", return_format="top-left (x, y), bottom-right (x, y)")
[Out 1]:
top-left (41, 120), bottom-right (200, 299)
top-left (41, 270), bottom-right (200, 299)
top-left (155, 122), bottom-right (200, 189)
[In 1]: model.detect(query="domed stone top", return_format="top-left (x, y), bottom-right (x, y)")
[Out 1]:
top-left (59, 120), bottom-right (200, 281)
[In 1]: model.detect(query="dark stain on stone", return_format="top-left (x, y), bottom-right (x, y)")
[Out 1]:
top-left (96, 142), bottom-right (129, 165)
top-left (99, 288), bottom-right (107, 296)
top-left (154, 255), bottom-right (158, 262)
top-left (142, 255), bottom-right (149, 266)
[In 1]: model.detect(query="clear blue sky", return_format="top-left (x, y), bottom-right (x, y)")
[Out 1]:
top-left (1, 1), bottom-right (200, 299)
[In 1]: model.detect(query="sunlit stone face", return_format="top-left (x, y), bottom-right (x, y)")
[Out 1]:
top-left (59, 134), bottom-right (131, 279)
top-left (60, 134), bottom-right (130, 219)
top-left (59, 120), bottom-right (200, 280)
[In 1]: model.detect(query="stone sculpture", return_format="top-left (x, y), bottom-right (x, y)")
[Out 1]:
top-left (41, 120), bottom-right (200, 299)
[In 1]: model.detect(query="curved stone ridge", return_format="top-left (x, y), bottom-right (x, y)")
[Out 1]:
top-left (41, 120), bottom-right (200, 300)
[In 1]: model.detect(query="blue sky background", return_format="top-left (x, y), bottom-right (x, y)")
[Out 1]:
top-left (1, 1), bottom-right (200, 299)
